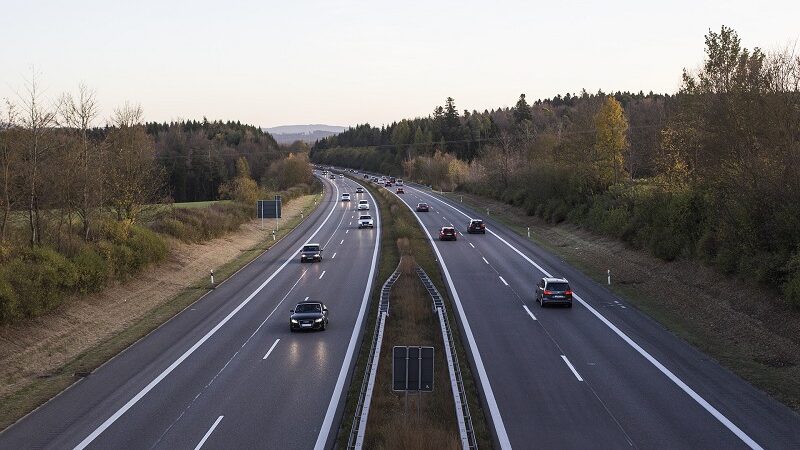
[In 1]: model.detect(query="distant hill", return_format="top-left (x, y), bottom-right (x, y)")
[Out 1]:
top-left (263, 124), bottom-right (346, 144)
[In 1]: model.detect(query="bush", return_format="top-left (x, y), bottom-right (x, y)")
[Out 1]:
top-left (3, 247), bottom-right (78, 318)
top-left (0, 274), bottom-right (20, 323)
top-left (73, 246), bottom-right (109, 294)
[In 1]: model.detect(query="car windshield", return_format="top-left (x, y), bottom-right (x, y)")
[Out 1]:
top-left (294, 303), bottom-right (321, 313)
top-left (546, 282), bottom-right (570, 291)
top-left (302, 245), bottom-right (319, 252)
top-left (360, 215), bottom-right (371, 220)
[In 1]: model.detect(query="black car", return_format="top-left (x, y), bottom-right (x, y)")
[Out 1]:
top-left (439, 226), bottom-right (457, 241)
top-left (300, 243), bottom-right (323, 262)
top-left (290, 301), bottom-right (329, 331)
top-left (536, 277), bottom-right (573, 307)
top-left (416, 203), bottom-right (429, 212)
top-left (467, 219), bottom-right (486, 234)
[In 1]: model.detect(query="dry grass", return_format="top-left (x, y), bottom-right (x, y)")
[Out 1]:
top-left (444, 190), bottom-right (800, 411)
top-left (363, 255), bottom-right (460, 449)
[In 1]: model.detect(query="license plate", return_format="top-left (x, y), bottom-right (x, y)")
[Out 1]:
top-left (553, 295), bottom-right (564, 299)
top-left (301, 323), bottom-right (311, 328)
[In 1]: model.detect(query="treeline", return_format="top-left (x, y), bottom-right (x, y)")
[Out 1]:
top-left (0, 80), bottom-right (316, 323)
top-left (146, 119), bottom-right (289, 202)
top-left (312, 26), bottom-right (800, 307)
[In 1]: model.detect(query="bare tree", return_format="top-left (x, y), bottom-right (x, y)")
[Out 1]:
top-left (60, 84), bottom-right (100, 240)
top-left (18, 71), bottom-right (57, 246)
top-left (0, 100), bottom-right (21, 241)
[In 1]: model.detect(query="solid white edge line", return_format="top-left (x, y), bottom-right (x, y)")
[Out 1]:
top-left (408, 184), bottom-right (763, 450)
top-left (73, 178), bottom-right (341, 450)
top-left (396, 189), bottom-right (511, 449)
top-left (319, 270), bottom-right (326, 280)
top-left (193, 415), bottom-right (223, 450)
top-left (314, 179), bottom-right (382, 450)
top-left (560, 355), bottom-right (584, 382)
top-left (263, 339), bottom-right (281, 360)
top-left (522, 305), bottom-right (537, 321)
top-left (499, 276), bottom-right (509, 286)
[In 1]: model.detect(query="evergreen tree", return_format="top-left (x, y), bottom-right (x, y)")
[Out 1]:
top-left (513, 93), bottom-right (532, 124)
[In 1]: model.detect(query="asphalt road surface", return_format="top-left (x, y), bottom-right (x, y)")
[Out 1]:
top-left (386, 180), bottom-right (800, 450)
top-left (0, 173), bottom-right (380, 450)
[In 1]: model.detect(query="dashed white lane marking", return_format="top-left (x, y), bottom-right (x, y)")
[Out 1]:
top-left (482, 257), bottom-right (489, 265)
top-left (332, 253), bottom-right (337, 259)
top-left (340, 239), bottom-right (344, 245)
top-left (499, 276), bottom-right (509, 286)
top-left (319, 271), bottom-right (326, 280)
top-left (561, 355), bottom-right (584, 381)
top-left (469, 243), bottom-right (475, 248)
top-left (523, 305), bottom-right (537, 321)
top-left (349, 221), bottom-right (352, 225)
top-left (263, 339), bottom-right (281, 360)
top-left (346, 229), bottom-right (349, 234)
top-left (194, 416), bottom-right (224, 450)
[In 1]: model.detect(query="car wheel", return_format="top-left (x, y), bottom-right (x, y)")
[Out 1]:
top-left (290, 326), bottom-right (295, 332)
top-left (321, 322), bottom-right (326, 331)
top-left (567, 302), bottom-right (573, 308)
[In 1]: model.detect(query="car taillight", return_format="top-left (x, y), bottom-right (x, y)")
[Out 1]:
top-left (565, 290), bottom-right (572, 295)
top-left (543, 290), bottom-right (553, 295)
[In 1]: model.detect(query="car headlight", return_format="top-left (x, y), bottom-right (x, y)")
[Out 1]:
top-left (291, 319), bottom-right (299, 323)
top-left (314, 318), bottom-right (323, 323)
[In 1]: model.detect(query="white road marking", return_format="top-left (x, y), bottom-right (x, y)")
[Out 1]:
top-left (73, 182), bottom-right (343, 450)
top-left (263, 339), bottom-right (280, 360)
top-left (319, 271), bottom-right (326, 280)
top-left (523, 305), bottom-right (537, 321)
top-left (349, 221), bottom-right (352, 225)
top-left (332, 253), bottom-right (337, 259)
top-left (407, 184), bottom-right (763, 450)
top-left (315, 180), bottom-right (382, 450)
top-left (499, 276), bottom-right (509, 286)
top-left (469, 243), bottom-right (475, 248)
top-left (346, 229), bottom-right (349, 234)
top-left (561, 355), bottom-right (584, 382)
top-left (194, 415), bottom-right (223, 450)
top-left (304, 296), bottom-right (309, 301)
top-left (340, 239), bottom-right (344, 245)
top-left (482, 257), bottom-right (489, 265)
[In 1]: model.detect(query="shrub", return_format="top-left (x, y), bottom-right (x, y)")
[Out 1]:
top-left (3, 247), bottom-right (78, 318)
top-left (0, 274), bottom-right (20, 323)
top-left (73, 246), bottom-right (109, 293)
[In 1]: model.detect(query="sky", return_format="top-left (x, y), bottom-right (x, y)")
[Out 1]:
top-left (1, 0), bottom-right (798, 128)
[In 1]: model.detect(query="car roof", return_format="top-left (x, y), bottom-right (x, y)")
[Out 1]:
top-left (296, 301), bottom-right (323, 307)
top-left (543, 277), bottom-right (569, 283)
top-left (441, 226), bottom-right (455, 230)
top-left (470, 218), bottom-right (483, 222)
top-left (304, 242), bottom-right (320, 247)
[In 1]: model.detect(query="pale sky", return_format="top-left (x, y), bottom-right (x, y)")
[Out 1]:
top-left (1, 0), bottom-right (798, 128)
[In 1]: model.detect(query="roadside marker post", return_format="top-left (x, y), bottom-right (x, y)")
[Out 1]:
top-left (210, 270), bottom-right (214, 286)
top-left (608, 269), bottom-right (611, 285)
top-left (527, 227), bottom-right (530, 238)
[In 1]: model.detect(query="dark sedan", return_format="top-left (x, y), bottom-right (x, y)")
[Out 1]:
top-left (416, 203), bottom-right (429, 212)
top-left (290, 302), bottom-right (329, 331)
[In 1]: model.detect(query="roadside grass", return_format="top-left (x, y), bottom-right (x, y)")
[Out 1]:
top-left (0, 194), bottom-right (321, 430)
top-left (335, 178), bottom-right (491, 449)
top-left (441, 189), bottom-right (800, 412)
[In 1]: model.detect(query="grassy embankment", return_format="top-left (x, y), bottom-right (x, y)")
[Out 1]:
top-left (336, 178), bottom-right (491, 449)
top-left (0, 191), bottom-right (322, 430)
top-left (441, 189), bottom-right (800, 412)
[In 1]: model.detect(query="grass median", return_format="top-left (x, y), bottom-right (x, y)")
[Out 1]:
top-left (336, 177), bottom-right (491, 449)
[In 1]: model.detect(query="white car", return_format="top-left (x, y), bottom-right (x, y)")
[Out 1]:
top-left (341, 193), bottom-right (351, 201)
top-left (358, 214), bottom-right (374, 228)
top-left (356, 187), bottom-right (364, 193)
top-left (357, 200), bottom-right (369, 210)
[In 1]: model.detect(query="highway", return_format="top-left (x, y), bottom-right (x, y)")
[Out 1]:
top-left (384, 180), bottom-right (800, 449)
top-left (0, 174), bottom-right (380, 450)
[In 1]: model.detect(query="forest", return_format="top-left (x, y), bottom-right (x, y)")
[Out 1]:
top-left (311, 26), bottom-right (800, 307)
top-left (0, 83), bottom-right (314, 323)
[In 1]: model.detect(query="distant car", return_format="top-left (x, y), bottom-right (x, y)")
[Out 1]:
top-left (357, 200), bottom-right (369, 210)
top-left (467, 219), bottom-right (486, 234)
top-left (536, 277), bottom-right (573, 307)
top-left (439, 226), bottom-right (457, 241)
top-left (385, 182), bottom-right (393, 187)
top-left (329, 174), bottom-right (336, 180)
top-left (300, 243), bottom-right (323, 263)
top-left (290, 301), bottom-right (329, 331)
top-left (363, 174), bottom-right (369, 179)
top-left (356, 187), bottom-right (364, 193)
top-left (396, 187), bottom-right (404, 194)
top-left (416, 203), bottom-right (429, 212)
top-left (341, 193), bottom-right (351, 201)
top-left (397, 179), bottom-right (404, 186)
top-left (358, 214), bottom-right (374, 228)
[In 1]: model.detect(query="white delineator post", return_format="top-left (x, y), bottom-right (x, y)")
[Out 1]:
top-left (608, 269), bottom-right (611, 285)
top-left (210, 270), bottom-right (214, 286)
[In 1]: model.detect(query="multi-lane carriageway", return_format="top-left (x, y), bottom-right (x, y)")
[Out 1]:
top-left (0, 174), bottom-right (380, 449)
top-left (385, 180), bottom-right (799, 449)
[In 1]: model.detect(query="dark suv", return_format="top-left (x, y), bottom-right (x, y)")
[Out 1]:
top-left (290, 301), bottom-right (328, 331)
top-left (467, 219), bottom-right (486, 234)
top-left (536, 277), bottom-right (573, 307)
top-left (439, 226), bottom-right (457, 241)
top-left (299, 243), bottom-right (323, 263)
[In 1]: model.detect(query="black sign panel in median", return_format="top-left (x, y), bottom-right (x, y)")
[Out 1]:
top-left (256, 199), bottom-right (281, 218)
top-left (392, 346), bottom-right (434, 392)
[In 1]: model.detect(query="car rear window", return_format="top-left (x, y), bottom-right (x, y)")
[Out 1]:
top-left (546, 282), bottom-right (570, 291)
top-left (303, 245), bottom-right (319, 252)
top-left (442, 228), bottom-right (455, 234)
top-left (360, 215), bottom-right (371, 220)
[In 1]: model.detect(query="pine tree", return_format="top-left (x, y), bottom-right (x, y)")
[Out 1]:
top-left (513, 93), bottom-right (532, 124)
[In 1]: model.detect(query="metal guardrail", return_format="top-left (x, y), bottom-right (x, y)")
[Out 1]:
top-left (347, 263), bottom-right (401, 449)
top-left (417, 267), bottom-right (479, 450)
